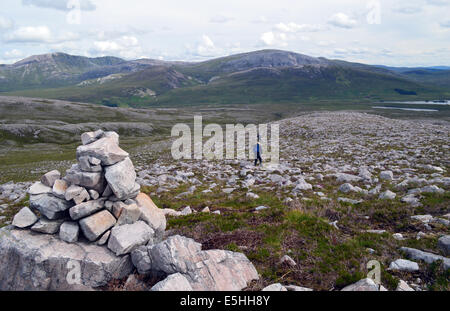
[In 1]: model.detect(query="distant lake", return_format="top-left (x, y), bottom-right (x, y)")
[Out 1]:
top-left (372, 106), bottom-right (438, 112)
top-left (377, 100), bottom-right (449, 106)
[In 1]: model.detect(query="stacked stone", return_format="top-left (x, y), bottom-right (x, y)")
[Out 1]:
top-left (12, 130), bottom-right (166, 256)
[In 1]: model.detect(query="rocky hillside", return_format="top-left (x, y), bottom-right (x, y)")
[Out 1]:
top-left (0, 111), bottom-right (448, 291)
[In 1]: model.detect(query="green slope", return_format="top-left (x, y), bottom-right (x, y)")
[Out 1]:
top-left (2, 49), bottom-right (449, 107)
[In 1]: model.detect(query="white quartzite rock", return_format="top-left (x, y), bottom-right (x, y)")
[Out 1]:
top-left (12, 207), bottom-right (38, 228)
top-left (437, 235), bottom-right (450, 256)
top-left (389, 259), bottom-right (419, 272)
top-left (151, 273), bottom-right (193, 291)
top-left (135, 192), bottom-right (166, 236)
top-left (31, 218), bottom-right (63, 234)
top-left (104, 157), bottom-right (139, 200)
top-left (41, 170), bottom-right (61, 188)
top-left (79, 210), bottom-right (116, 242)
top-left (28, 182), bottom-right (51, 195)
top-left (0, 227), bottom-right (133, 290)
top-left (262, 283), bottom-right (288, 291)
top-left (52, 179), bottom-right (68, 199)
top-left (341, 278), bottom-right (380, 291)
top-left (131, 235), bottom-right (259, 291)
top-left (77, 136), bottom-right (128, 166)
top-left (59, 221), bottom-right (79, 243)
top-left (107, 221), bottom-right (154, 256)
top-left (69, 199), bottom-right (105, 220)
top-left (30, 193), bottom-right (73, 220)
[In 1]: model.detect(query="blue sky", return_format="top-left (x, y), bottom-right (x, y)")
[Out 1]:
top-left (0, 0), bottom-right (449, 66)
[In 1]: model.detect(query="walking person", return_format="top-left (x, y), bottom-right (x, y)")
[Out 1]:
top-left (253, 136), bottom-right (263, 166)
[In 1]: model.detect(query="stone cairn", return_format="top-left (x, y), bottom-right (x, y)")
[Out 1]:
top-left (12, 130), bottom-right (166, 256)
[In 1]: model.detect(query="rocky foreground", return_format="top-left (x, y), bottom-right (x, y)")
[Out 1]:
top-left (0, 112), bottom-right (449, 291)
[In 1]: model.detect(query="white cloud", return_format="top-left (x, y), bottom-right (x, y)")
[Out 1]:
top-left (5, 26), bottom-right (52, 43)
top-left (328, 13), bottom-right (358, 29)
top-left (196, 35), bottom-right (217, 56)
top-left (4, 49), bottom-right (24, 59)
top-left (22, 0), bottom-right (96, 12)
top-left (4, 26), bottom-right (80, 43)
top-left (440, 20), bottom-right (450, 28)
top-left (259, 31), bottom-right (288, 47)
top-left (91, 35), bottom-right (143, 59)
top-left (210, 15), bottom-right (234, 23)
top-left (274, 22), bottom-right (324, 33)
top-left (0, 16), bottom-right (14, 31)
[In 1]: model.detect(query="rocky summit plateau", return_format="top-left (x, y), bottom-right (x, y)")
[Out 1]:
top-left (0, 111), bottom-right (448, 291)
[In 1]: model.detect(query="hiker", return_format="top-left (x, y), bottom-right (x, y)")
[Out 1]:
top-left (253, 137), bottom-right (263, 166)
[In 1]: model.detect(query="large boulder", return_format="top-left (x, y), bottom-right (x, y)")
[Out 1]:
top-left (104, 157), bottom-right (139, 200)
top-left (0, 227), bottom-right (133, 290)
top-left (135, 193), bottom-right (166, 236)
top-left (29, 193), bottom-right (73, 220)
top-left (79, 210), bottom-right (116, 242)
top-left (76, 136), bottom-right (128, 166)
top-left (131, 235), bottom-right (259, 291)
top-left (400, 247), bottom-right (450, 270)
top-left (107, 221), bottom-right (154, 256)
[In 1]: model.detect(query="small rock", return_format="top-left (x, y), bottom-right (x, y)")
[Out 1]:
top-left (28, 182), bottom-right (51, 195)
top-left (341, 278), bottom-right (379, 291)
top-left (12, 207), bottom-right (38, 228)
top-left (69, 199), bottom-right (105, 220)
top-left (52, 179), bottom-right (68, 199)
top-left (181, 206), bottom-right (192, 216)
top-left (201, 207), bottom-right (210, 213)
top-left (31, 218), bottom-right (63, 234)
top-left (284, 285), bottom-right (313, 291)
top-left (393, 233), bottom-right (404, 240)
top-left (41, 170), bottom-right (61, 187)
top-left (379, 190), bottom-right (396, 200)
top-left (411, 215), bottom-right (434, 224)
top-left (107, 221), bottom-right (154, 256)
top-left (380, 171), bottom-right (393, 181)
top-left (396, 280), bottom-right (414, 291)
top-left (278, 255), bottom-right (296, 267)
top-left (89, 189), bottom-right (100, 200)
top-left (59, 221), bottom-right (79, 243)
top-left (389, 259), bottom-right (419, 272)
top-left (255, 205), bottom-right (269, 211)
top-left (151, 273), bottom-right (193, 291)
top-left (79, 210), bottom-right (116, 242)
top-left (437, 235), bottom-right (450, 256)
top-left (262, 283), bottom-right (287, 291)
top-left (97, 230), bottom-right (111, 246)
top-left (116, 203), bottom-right (141, 226)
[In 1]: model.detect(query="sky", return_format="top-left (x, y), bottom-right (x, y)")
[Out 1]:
top-left (0, 0), bottom-right (450, 67)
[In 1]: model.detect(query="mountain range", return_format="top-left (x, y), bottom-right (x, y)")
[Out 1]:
top-left (1, 50), bottom-right (449, 107)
